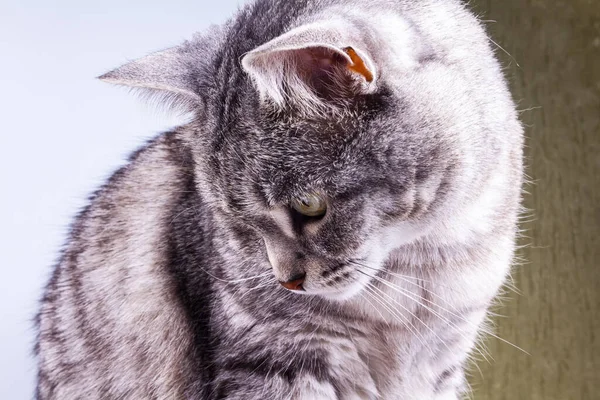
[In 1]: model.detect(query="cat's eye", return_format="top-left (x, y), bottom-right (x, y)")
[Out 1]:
top-left (291, 193), bottom-right (327, 217)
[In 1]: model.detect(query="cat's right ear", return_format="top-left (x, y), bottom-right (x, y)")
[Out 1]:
top-left (98, 45), bottom-right (203, 111)
top-left (241, 19), bottom-right (379, 115)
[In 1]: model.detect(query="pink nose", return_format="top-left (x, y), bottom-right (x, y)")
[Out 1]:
top-left (279, 274), bottom-right (306, 291)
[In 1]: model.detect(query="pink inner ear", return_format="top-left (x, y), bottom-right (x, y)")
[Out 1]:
top-left (295, 47), bottom-right (345, 76)
top-left (294, 46), bottom-right (373, 88)
top-left (291, 47), bottom-right (359, 99)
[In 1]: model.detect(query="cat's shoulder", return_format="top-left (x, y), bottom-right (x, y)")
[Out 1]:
top-left (63, 129), bottom-right (193, 262)
top-left (37, 130), bottom-right (199, 400)
top-left (101, 130), bottom-right (191, 203)
top-left (85, 130), bottom-right (189, 213)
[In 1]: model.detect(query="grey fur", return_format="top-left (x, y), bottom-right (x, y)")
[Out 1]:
top-left (36, 0), bottom-right (523, 399)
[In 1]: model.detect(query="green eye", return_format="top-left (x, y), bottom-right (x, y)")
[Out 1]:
top-left (291, 193), bottom-right (327, 217)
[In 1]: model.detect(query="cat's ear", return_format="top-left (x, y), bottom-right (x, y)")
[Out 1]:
top-left (241, 19), bottom-right (378, 114)
top-left (98, 45), bottom-right (202, 110)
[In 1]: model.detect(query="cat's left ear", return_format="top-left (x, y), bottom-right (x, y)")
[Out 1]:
top-left (98, 45), bottom-right (203, 110)
top-left (241, 19), bottom-right (378, 113)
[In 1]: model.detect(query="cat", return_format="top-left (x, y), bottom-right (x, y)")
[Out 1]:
top-left (35, 0), bottom-right (524, 399)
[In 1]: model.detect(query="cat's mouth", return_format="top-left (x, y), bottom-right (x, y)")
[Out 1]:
top-left (275, 262), bottom-right (376, 302)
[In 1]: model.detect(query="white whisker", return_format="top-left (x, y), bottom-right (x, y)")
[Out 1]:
top-left (363, 277), bottom-right (455, 356)
top-left (360, 269), bottom-right (492, 363)
top-left (363, 284), bottom-right (431, 353)
top-left (199, 268), bottom-right (272, 284)
top-left (352, 262), bottom-right (530, 355)
top-left (358, 292), bottom-right (391, 329)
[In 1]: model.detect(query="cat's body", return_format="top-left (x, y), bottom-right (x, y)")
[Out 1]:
top-left (36, 0), bottom-right (523, 399)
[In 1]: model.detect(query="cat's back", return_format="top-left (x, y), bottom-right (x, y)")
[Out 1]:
top-left (36, 131), bottom-right (199, 399)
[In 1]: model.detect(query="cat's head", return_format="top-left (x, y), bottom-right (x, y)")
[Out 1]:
top-left (100, 2), bottom-right (502, 301)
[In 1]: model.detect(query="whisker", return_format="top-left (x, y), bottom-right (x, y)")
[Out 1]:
top-left (238, 280), bottom-right (275, 301)
top-left (362, 276), bottom-right (455, 356)
top-left (358, 292), bottom-right (391, 329)
top-left (350, 261), bottom-right (462, 295)
top-left (199, 267), bottom-right (272, 284)
top-left (363, 283), bottom-right (431, 353)
top-left (488, 37), bottom-right (521, 68)
top-left (353, 263), bottom-right (530, 355)
top-left (351, 260), bottom-right (464, 311)
top-left (360, 269), bottom-right (492, 363)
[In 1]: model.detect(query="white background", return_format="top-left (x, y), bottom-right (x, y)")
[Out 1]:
top-left (0, 1), bottom-right (244, 397)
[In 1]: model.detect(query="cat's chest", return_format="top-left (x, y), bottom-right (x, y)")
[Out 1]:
top-left (337, 272), bottom-right (477, 392)
top-left (350, 271), bottom-right (458, 335)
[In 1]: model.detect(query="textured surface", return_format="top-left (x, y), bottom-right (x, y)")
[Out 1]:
top-left (35, 1), bottom-right (525, 398)
top-left (468, 0), bottom-right (600, 399)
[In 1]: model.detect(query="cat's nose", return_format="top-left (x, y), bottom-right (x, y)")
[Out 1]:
top-left (279, 272), bottom-right (306, 291)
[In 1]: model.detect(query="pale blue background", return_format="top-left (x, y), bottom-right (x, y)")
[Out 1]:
top-left (0, 1), bottom-right (244, 398)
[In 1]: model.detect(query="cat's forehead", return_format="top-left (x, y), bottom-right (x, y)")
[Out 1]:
top-left (261, 114), bottom-right (359, 144)
top-left (242, 120), bottom-right (387, 201)
top-left (254, 115), bottom-right (373, 163)
top-left (256, 93), bottom-right (389, 144)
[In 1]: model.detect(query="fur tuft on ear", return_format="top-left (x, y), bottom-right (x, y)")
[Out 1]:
top-left (241, 19), bottom-right (378, 115)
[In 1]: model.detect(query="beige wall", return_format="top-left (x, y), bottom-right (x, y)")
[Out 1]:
top-left (468, 1), bottom-right (600, 399)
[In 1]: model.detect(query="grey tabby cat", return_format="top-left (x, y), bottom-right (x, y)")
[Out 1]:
top-left (35, 0), bottom-right (523, 399)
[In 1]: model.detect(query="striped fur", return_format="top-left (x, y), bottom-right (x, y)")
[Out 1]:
top-left (36, 1), bottom-right (523, 399)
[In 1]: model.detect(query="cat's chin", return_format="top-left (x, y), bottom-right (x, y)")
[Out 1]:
top-left (283, 280), bottom-right (365, 302)
top-left (311, 281), bottom-right (366, 303)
